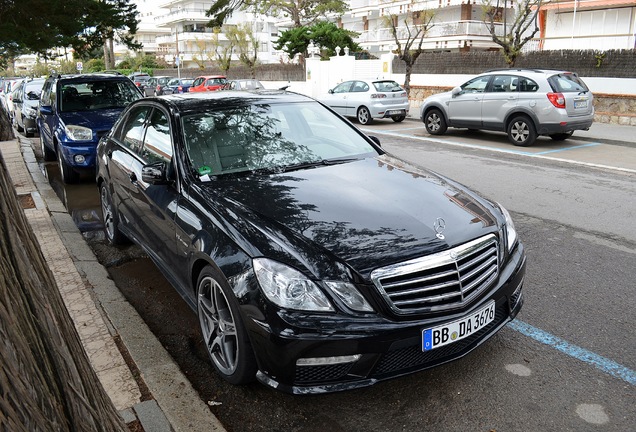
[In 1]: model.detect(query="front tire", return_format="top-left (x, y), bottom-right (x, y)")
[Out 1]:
top-left (99, 183), bottom-right (128, 245)
top-left (423, 108), bottom-right (447, 135)
top-left (507, 115), bottom-right (537, 147)
top-left (357, 106), bottom-right (373, 125)
top-left (57, 147), bottom-right (80, 183)
top-left (197, 266), bottom-right (257, 385)
top-left (40, 136), bottom-right (56, 161)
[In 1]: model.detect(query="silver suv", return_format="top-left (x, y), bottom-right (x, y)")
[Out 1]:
top-left (420, 69), bottom-right (594, 146)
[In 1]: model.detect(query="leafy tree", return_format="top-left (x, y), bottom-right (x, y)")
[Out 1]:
top-left (227, 24), bottom-right (259, 77)
top-left (206, 0), bottom-right (348, 28)
top-left (384, 9), bottom-right (435, 97)
top-left (482, 0), bottom-right (543, 67)
top-left (72, 0), bottom-right (142, 70)
top-left (211, 27), bottom-right (234, 74)
top-left (274, 21), bottom-right (360, 60)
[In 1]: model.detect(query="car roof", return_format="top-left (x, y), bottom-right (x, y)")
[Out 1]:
top-left (196, 75), bottom-right (226, 79)
top-left (141, 90), bottom-right (312, 113)
top-left (53, 73), bottom-right (133, 82)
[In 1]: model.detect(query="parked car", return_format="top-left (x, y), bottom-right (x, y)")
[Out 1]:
top-left (149, 76), bottom-right (172, 96)
top-left (161, 78), bottom-right (194, 95)
top-left (319, 79), bottom-right (409, 125)
top-left (12, 78), bottom-right (45, 137)
top-left (223, 79), bottom-right (265, 91)
top-left (96, 90), bottom-right (526, 394)
top-left (420, 69), bottom-right (595, 147)
top-left (38, 73), bottom-right (144, 183)
top-left (189, 75), bottom-right (228, 92)
top-left (128, 73), bottom-right (152, 93)
top-left (5, 78), bottom-right (24, 121)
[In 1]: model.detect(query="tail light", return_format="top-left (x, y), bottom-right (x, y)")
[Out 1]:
top-left (156, 85), bottom-right (161, 91)
top-left (178, 86), bottom-right (183, 92)
top-left (547, 92), bottom-right (566, 109)
top-left (371, 94), bottom-right (387, 99)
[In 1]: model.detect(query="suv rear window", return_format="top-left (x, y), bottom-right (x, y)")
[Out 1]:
top-left (548, 73), bottom-right (589, 93)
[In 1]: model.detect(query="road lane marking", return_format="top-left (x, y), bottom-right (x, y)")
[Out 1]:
top-left (509, 320), bottom-right (636, 386)
top-left (534, 142), bottom-right (601, 155)
top-left (362, 128), bottom-right (636, 174)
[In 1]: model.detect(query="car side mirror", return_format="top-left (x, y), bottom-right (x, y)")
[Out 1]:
top-left (368, 135), bottom-right (381, 147)
top-left (141, 161), bottom-right (170, 185)
top-left (27, 91), bottom-right (40, 100)
top-left (328, 89), bottom-right (334, 94)
top-left (39, 105), bottom-right (53, 115)
top-left (451, 86), bottom-right (462, 97)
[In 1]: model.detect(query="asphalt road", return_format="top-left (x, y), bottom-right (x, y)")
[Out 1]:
top-left (35, 121), bottom-right (636, 432)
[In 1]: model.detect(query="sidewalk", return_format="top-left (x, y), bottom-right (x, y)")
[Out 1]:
top-left (0, 137), bottom-right (225, 432)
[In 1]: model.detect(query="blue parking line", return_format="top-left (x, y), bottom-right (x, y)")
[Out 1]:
top-left (534, 142), bottom-right (601, 155)
top-left (509, 320), bottom-right (636, 386)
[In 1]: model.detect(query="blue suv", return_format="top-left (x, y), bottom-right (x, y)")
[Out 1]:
top-left (38, 73), bottom-right (143, 183)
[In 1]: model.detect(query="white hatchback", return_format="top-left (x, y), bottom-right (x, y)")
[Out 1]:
top-left (419, 69), bottom-right (595, 146)
top-left (320, 79), bottom-right (409, 125)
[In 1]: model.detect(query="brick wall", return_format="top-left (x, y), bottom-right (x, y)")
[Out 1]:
top-left (395, 49), bottom-right (636, 78)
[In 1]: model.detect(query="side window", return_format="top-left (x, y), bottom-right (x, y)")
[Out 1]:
top-left (193, 77), bottom-right (204, 87)
top-left (518, 78), bottom-right (539, 92)
top-left (40, 81), bottom-right (53, 106)
top-left (333, 81), bottom-right (353, 93)
top-left (461, 76), bottom-right (491, 93)
top-left (119, 106), bottom-right (150, 153)
top-left (490, 75), bottom-right (516, 93)
top-left (352, 81), bottom-right (369, 92)
top-left (141, 109), bottom-right (172, 164)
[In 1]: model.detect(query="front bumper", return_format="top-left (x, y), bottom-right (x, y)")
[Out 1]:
top-left (58, 141), bottom-right (98, 170)
top-left (246, 242), bottom-right (526, 394)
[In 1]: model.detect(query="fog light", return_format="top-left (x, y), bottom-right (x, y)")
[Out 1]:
top-left (296, 354), bottom-right (361, 366)
top-left (510, 278), bottom-right (524, 310)
top-left (74, 155), bottom-right (86, 164)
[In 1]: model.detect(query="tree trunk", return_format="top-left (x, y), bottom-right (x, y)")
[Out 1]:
top-left (404, 62), bottom-right (413, 98)
top-left (0, 151), bottom-right (125, 431)
top-left (0, 105), bottom-right (15, 141)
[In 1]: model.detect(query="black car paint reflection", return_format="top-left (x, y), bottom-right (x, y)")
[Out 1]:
top-left (96, 91), bottom-right (525, 394)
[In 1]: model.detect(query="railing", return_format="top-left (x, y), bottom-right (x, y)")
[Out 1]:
top-left (154, 8), bottom-right (210, 26)
top-left (358, 20), bottom-right (505, 44)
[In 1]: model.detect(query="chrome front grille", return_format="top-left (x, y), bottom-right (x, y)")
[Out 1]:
top-left (371, 235), bottom-right (499, 314)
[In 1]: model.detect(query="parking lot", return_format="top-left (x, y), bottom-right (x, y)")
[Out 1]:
top-left (13, 115), bottom-right (634, 432)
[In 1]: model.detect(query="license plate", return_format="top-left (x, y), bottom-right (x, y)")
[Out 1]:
top-left (386, 110), bottom-right (404, 116)
top-left (574, 100), bottom-right (588, 109)
top-left (422, 301), bottom-right (495, 351)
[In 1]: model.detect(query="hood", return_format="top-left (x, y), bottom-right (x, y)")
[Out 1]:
top-left (59, 109), bottom-right (123, 132)
top-left (199, 155), bottom-right (501, 278)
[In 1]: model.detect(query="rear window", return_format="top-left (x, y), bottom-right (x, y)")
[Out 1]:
top-left (373, 81), bottom-right (403, 92)
top-left (548, 73), bottom-right (589, 93)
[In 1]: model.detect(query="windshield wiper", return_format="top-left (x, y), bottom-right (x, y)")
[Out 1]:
top-left (282, 157), bottom-right (359, 173)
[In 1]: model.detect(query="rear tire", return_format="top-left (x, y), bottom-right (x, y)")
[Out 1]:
top-left (197, 266), bottom-right (257, 385)
top-left (549, 131), bottom-right (573, 141)
top-left (507, 115), bottom-right (536, 147)
top-left (357, 106), bottom-right (373, 125)
top-left (423, 108), bottom-right (447, 135)
top-left (391, 115), bottom-right (406, 123)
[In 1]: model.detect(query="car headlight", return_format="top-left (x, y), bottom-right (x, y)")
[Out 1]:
top-left (65, 125), bottom-right (93, 141)
top-left (23, 106), bottom-right (37, 117)
top-left (498, 203), bottom-right (518, 252)
top-left (324, 281), bottom-right (373, 312)
top-left (253, 258), bottom-right (334, 312)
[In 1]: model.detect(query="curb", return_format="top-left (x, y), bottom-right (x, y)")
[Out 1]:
top-left (2, 136), bottom-right (225, 432)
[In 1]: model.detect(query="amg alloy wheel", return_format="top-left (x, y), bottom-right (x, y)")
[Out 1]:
top-left (99, 183), bottom-right (128, 245)
top-left (197, 266), bottom-right (257, 385)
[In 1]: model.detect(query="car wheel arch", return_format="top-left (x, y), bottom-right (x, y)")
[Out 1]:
top-left (504, 109), bottom-right (539, 132)
top-left (422, 104), bottom-right (449, 123)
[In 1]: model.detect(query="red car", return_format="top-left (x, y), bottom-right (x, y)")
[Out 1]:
top-left (189, 75), bottom-right (228, 92)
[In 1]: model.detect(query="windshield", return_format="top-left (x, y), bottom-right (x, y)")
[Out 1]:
top-left (60, 80), bottom-right (142, 112)
top-left (182, 101), bottom-right (378, 178)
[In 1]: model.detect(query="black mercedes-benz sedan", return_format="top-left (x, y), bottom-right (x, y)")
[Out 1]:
top-left (96, 90), bottom-right (526, 394)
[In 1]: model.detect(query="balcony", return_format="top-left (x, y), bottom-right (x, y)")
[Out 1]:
top-left (358, 20), bottom-right (504, 51)
top-left (154, 8), bottom-right (211, 27)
